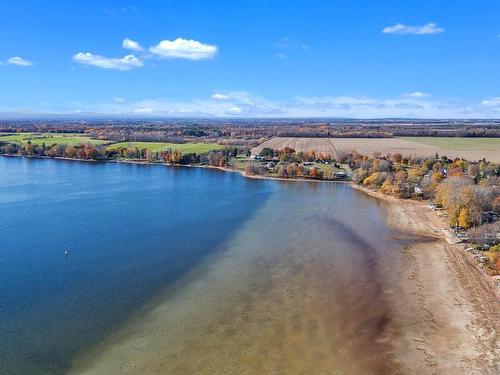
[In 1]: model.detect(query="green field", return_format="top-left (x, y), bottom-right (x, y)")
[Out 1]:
top-left (108, 142), bottom-right (224, 153)
top-left (228, 155), bottom-right (251, 170)
top-left (0, 132), bottom-right (106, 146)
top-left (398, 137), bottom-right (500, 151)
top-left (312, 162), bottom-right (338, 171)
top-left (0, 133), bottom-right (224, 155)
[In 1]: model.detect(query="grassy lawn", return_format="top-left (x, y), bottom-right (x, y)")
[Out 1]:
top-left (228, 155), bottom-right (251, 170)
top-left (398, 137), bottom-right (500, 151)
top-left (312, 162), bottom-right (343, 172)
top-left (0, 132), bottom-right (106, 146)
top-left (108, 142), bottom-right (224, 153)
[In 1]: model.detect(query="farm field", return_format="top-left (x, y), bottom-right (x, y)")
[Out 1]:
top-left (0, 132), bottom-right (106, 146)
top-left (398, 137), bottom-right (500, 151)
top-left (108, 142), bottom-right (224, 153)
top-left (252, 137), bottom-right (500, 162)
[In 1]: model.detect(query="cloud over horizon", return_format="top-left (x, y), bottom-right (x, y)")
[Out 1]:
top-left (212, 93), bottom-right (230, 100)
top-left (35, 91), bottom-right (497, 119)
top-left (383, 22), bottom-right (444, 35)
top-left (403, 91), bottom-right (431, 98)
top-left (73, 52), bottom-right (143, 70)
top-left (7, 56), bottom-right (33, 66)
top-left (480, 97), bottom-right (500, 107)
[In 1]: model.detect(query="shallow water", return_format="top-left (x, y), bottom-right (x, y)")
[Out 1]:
top-left (0, 157), bottom-right (409, 374)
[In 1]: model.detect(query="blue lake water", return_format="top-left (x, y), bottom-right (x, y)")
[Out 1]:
top-left (0, 157), bottom-right (407, 375)
top-left (0, 157), bottom-right (276, 374)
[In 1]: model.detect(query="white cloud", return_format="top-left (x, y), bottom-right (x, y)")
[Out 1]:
top-left (113, 97), bottom-right (126, 103)
top-left (212, 93), bottom-right (230, 100)
top-left (275, 37), bottom-right (309, 54)
top-left (227, 106), bottom-right (243, 114)
top-left (73, 52), bottom-right (143, 70)
top-left (403, 91), bottom-right (430, 98)
top-left (219, 91), bottom-right (262, 105)
top-left (383, 22), bottom-right (444, 35)
top-left (275, 37), bottom-right (289, 48)
top-left (149, 38), bottom-right (217, 60)
top-left (134, 107), bottom-right (153, 114)
top-left (276, 53), bottom-right (287, 60)
top-left (480, 97), bottom-right (500, 107)
top-left (122, 38), bottom-right (143, 51)
top-left (18, 91), bottom-right (500, 119)
top-left (7, 56), bottom-right (33, 66)
top-left (121, 6), bottom-right (137, 12)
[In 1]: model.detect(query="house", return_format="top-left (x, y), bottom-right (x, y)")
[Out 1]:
top-left (334, 171), bottom-right (348, 180)
top-left (427, 202), bottom-right (443, 210)
top-left (478, 255), bottom-right (489, 264)
top-left (482, 211), bottom-right (498, 224)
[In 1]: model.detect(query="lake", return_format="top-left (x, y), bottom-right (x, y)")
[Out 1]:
top-left (0, 157), bottom-right (409, 374)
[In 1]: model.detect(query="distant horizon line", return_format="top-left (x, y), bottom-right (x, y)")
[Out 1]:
top-left (0, 113), bottom-right (500, 122)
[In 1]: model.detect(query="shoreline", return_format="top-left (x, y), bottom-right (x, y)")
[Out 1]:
top-left (352, 183), bottom-right (500, 299)
top-left (350, 183), bottom-right (500, 372)
top-left (381, 197), bottom-right (500, 373)
top-left (0, 153), bottom-right (348, 183)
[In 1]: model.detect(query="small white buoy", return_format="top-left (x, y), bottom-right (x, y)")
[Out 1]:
top-left (65, 251), bottom-right (69, 256)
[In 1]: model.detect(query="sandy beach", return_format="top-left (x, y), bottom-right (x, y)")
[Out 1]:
top-left (354, 185), bottom-right (500, 374)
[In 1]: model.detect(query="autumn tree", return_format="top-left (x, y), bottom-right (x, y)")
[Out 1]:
top-left (323, 167), bottom-right (335, 180)
top-left (309, 167), bottom-right (318, 178)
top-left (353, 168), bottom-right (369, 184)
top-left (171, 149), bottom-right (183, 163)
top-left (286, 163), bottom-right (298, 177)
top-left (458, 207), bottom-right (470, 228)
top-left (392, 153), bottom-right (403, 163)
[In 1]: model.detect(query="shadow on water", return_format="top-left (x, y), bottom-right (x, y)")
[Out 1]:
top-left (0, 157), bottom-right (274, 375)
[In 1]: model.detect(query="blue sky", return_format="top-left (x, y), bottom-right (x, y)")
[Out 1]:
top-left (1, 0), bottom-right (500, 118)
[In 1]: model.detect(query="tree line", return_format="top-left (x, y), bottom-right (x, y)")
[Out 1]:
top-left (0, 140), bottom-right (240, 168)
